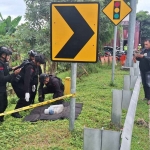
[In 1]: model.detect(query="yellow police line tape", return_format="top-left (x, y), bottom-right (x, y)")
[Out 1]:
top-left (0, 94), bottom-right (74, 117)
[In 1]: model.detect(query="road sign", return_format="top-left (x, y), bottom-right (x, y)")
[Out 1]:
top-left (50, 2), bottom-right (99, 62)
top-left (102, 0), bottom-right (132, 26)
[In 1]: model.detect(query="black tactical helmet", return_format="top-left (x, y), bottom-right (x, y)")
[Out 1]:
top-left (28, 50), bottom-right (37, 57)
top-left (7, 48), bottom-right (12, 55)
top-left (0, 46), bottom-right (10, 56)
top-left (35, 54), bottom-right (45, 64)
top-left (39, 73), bottom-right (49, 83)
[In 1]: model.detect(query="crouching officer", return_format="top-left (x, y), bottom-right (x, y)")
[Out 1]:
top-left (0, 46), bottom-right (21, 122)
top-left (11, 54), bottom-right (45, 118)
top-left (38, 74), bottom-right (64, 104)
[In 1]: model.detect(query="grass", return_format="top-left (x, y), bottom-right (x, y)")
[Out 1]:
top-left (0, 63), bottom-right (149, 150)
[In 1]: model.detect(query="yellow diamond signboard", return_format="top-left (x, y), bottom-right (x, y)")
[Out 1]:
top-left (102, 0), bottom-right (132, 26)
top-left (50, 2), bottom-right (100, 62)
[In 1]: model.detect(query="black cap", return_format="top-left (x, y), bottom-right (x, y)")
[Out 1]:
top-left (28, 50), bottom-right (37, 57)
top-left (7, 48), bottom-right (12, 55)
top-left (0, 46), bottom-right (10, 55)
top-left (39, 73), bottom-right (49, 83)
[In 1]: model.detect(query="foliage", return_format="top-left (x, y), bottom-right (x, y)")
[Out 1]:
top-left (78, 62), bottom-right (104, 75)
top-left (0, 13), bottom-right (21, 35)
top-left (23, 0), bottom-right (114, 54)
top-left (0, 34), bottom-right (30, 64)
top-left (0, 65), bottom-right (148, 150)
top-left (0, 13), bottom-right (27, 64)
top-left (21, 0), bottom-right (115, 73)
top-left (136, 11), bottom-right (150, 45)
top-left (23, 0), bottom-right (50, 54)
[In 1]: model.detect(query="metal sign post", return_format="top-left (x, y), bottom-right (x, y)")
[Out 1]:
top-left (50, 2), bottom-right (99, 131)
top-left (111, 26), bottom-right (117, 83)
top-left (125, 0), bottom-right (137, 67)
top-left (69, 63), bottom-right (77, 131)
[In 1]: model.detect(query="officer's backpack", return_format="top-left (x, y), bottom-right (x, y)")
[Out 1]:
top-left (14, 59), bottom-right (31, 71)
top-left (13, 60), bottom-right (33, 82)
top-left (49, 74), bottom-right (62, 83)
top-left (49, 74), bottom-right (64, 90)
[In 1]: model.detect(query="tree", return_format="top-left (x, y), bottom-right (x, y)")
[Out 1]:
top-left (23, 0), bottom-right (114, 73)
top-left (0, 13), bottom-right (22, 35)
top-left (24, 0), bottom-right (114, 46)
top-left (136, 11), bottom-right (150, 45)
top-left (0, 13), bottom-right (24, 64)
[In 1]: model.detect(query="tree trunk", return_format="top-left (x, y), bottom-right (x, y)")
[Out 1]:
top-left (16, 53), bottom-right (20, 60)
top-left (49, 61), bottom-right (57, 75)
top-left (44, 63), bottom-right (46, 73)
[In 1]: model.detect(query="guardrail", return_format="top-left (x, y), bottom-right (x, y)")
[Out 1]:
top-left (120, 76), bottom-right (141, 150)
top-left (83, 62), bottom-right (141, 150)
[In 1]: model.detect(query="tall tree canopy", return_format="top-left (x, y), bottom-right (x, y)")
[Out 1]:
top-left (23, 0), bottom-right (114, 53)
top-left (17, 0), bottom-right (115, 73)
top-left (136, 11), bottom-right (150, 45)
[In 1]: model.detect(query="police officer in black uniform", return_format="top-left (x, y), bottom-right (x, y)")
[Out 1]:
top-left (0, 46), bottom-right (20, 122)
top-left (134, 39), bottom-right (150, 105)
top-left (38, 73), bottom-right (64, 105)
top-left (27, 50), bottom-right (42, 104)
top-left (27, 50), bottom-right (42, 74)
top-left (11, 54), bottom-right (45, 118)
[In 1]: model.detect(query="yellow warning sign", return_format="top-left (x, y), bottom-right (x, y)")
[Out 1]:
top-left (102, 0), bottom-right (132, 26)
top-left (50, 3), bottom-right (100, 62)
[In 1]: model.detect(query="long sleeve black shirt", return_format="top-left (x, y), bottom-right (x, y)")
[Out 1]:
top-left (13, 63), bottom-right (38, 93)
top-left (0, 60), bottom-right (15, 92)
top-left (136, 49), bottom-right (150, 72)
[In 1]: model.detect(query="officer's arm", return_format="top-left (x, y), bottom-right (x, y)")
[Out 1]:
top-left (135, 50), bottom-right (145, 61)
top-left (38, 83), bottom-right (44, 97)
top-left (0, 64), bottom-right (15, 83)
top-left (135, 57), bottom-right (141, 61)
top-left (24, 65), bottom-right (33, 93)
top-left (139, 50), bottom-right (150, 61)
top-left (9, 67), bottom-right (13, 72)
top-left (53, 79), bottom-right (63, 97)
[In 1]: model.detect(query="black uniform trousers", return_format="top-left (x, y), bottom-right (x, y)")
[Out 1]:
top-left (141, 72), bottom-right (150, 100)
top-left (30, 77), bottom-right (38, 104)
top-left (30, 88), bottom-right (37, 104)
top-left (0, 92), bottom-right (7, 122)
top-left (12, 82), bottom-right (32, 109)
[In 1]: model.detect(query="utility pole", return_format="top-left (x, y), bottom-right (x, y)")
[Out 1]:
top-left (125, 0), bottom-right (137, 67)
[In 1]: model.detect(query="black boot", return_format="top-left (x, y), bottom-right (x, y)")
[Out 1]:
top-left (11, 112), bottom-right (22, 118)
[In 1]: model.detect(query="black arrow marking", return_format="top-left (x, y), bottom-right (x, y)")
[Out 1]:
top-left (55, 6), bottom-right (94, 59)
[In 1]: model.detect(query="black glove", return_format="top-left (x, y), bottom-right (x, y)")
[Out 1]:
top-left (38, 97), bottom-right (44, 102)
